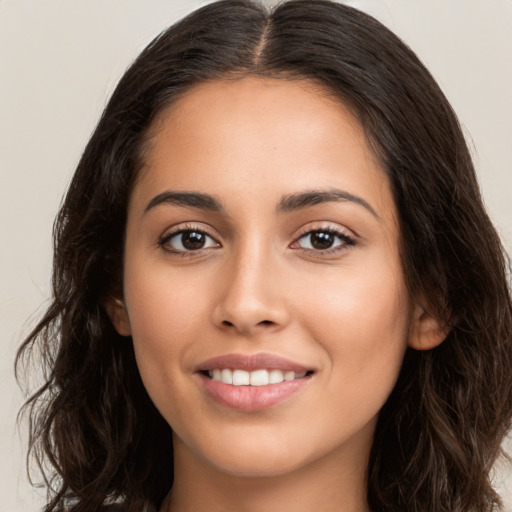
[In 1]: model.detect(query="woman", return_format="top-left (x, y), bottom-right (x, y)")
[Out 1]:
top-left (16, 1), bottom-right (512, 511)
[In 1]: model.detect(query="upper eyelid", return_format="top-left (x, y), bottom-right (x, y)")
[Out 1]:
top-left (290, 223), bottom-right (358, 251)
top-left (157, 221), bottom-right (357, 246)
top-left (293, 229), bottom-right (355, 245)
top-left (293, 222), bottom-right (356, 239)
top-left (158, 225), bottom-right (221, 257)
top-left (297, 226), bottom-right (345, 236)
top-left (158, 224), bottom-right (221, 252)
top-left (160, 223), bottom-right (219, 239)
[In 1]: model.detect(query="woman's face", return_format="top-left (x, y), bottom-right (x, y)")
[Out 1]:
top-left (112, 77), bottom-right (425, 479)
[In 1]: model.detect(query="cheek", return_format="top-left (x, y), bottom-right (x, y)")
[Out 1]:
top-left (125, 263), bottom-right (206, 339)
top-left (122, 265), bottom-right (209, 398)
top-left (300, 258), bottom-right (411, 389)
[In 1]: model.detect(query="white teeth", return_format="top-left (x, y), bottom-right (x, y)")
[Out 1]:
top-left (269, 369), bottom-right (285, 384)
top-left (284, 371), bottom-right (295, 381)
top-left (221, 368), bottom-right (233, 384)
top-left (250, 369), bottom-right (269, 386)
top-left (208, 368), bottom-right (308, 386)
top-left (232, 369), bottom-right (250, 385)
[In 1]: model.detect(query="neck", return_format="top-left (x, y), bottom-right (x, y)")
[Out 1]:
top-left (161, 433), bottom-right (372, 512)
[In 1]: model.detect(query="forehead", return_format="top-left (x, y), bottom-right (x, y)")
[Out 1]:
top-left (148, 77), bottom-right (366, 158)
top-left (133, 77), bottom-right (395, 223)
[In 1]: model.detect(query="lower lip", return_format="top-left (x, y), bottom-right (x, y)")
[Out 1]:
top-left (198, 373), bottom-right (311, 412)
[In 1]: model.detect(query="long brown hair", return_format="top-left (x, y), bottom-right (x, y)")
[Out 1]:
top-left (16, 1), bottom-right (512, 511)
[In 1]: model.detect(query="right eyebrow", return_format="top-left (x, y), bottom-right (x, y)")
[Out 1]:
top-left (277, 188), bottom-right (379, 219)
top-left (143, 191), bottom-right (224, 214)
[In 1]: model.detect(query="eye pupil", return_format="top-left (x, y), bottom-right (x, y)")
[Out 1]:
top-left (182, 231), bottom-right (205, 250)
top-left (311, 231), bottom-right (334, 249)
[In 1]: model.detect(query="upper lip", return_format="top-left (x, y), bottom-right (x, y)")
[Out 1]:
top-left (197, 353), bottom-right (312, 373)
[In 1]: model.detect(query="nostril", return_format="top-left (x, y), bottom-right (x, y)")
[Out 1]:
top-left (218, 318), bottom-right (277, 331)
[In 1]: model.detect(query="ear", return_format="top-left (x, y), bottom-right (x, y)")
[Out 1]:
top-left (105, 297), bottom-right (132, 336)
top-left (408, 302), bottom-right (450, 351)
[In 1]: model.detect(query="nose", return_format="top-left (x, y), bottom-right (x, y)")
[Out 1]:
top-left (211, 243), bottom-right (290, 336)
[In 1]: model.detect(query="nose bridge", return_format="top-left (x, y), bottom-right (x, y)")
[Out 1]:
top-left (212, 231), bottom-right (288, 333)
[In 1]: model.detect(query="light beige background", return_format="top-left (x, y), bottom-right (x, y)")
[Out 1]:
top-left (1, 1), bottom-right (511, 510)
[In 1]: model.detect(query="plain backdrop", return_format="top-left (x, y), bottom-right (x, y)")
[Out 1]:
top-left (1, 1), bottom-right (511, 510)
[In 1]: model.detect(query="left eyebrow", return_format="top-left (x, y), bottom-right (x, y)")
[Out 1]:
top-left (143, 191), bottom-right (224, 214)
top-left (276, 189), bottom-right (379, 219)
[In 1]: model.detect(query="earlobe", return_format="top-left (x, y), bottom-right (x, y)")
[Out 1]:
top-left (408, 303), bottom-right (450, 351)
top-left (105, 297), bottom-right (132, 336)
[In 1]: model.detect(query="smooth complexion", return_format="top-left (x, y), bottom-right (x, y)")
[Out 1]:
top-left (108, 77), bottom-right (445, 512)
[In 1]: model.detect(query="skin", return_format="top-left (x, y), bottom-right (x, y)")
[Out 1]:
top-left (108, 77), bottom-right (445, 512)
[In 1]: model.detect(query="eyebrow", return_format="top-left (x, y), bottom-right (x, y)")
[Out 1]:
top-left (277, 189), bottom-right (379, 219)
top-left (144, 191), bottom-right (223, 214)
top-left (143, 188), bottom-right (378, 219)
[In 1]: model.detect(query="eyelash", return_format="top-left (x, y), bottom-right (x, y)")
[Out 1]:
top-left (158, 224), bottom-right (220, 256)
top-left (291, 226), bottom-right (357, 257)
top-left (158, 224), bottom-right (356, 257)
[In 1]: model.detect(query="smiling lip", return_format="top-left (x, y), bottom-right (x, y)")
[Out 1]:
top-left (197, 353), bottom-right (310, 373)
top-left (196, 353), bottom-right (313, 412)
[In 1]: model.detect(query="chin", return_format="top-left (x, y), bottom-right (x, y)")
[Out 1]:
top-left (206, 452), bottom-right (308, 479)
top-left (175, 427), bottom-right (314, 478)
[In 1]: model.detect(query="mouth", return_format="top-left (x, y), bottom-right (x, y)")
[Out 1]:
top-left (196, 353), bottom-right (314, 411)
top-left (201, 368), bottom-right (313, 386)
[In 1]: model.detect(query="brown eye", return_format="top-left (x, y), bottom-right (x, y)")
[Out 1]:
top-left (160, 229), bottom-right (219, 253)
top-left (295, 229), bottom-right (356, 252)
top-left (181, 231), bottom-right (207, 250)
top-left (310, 231), bottom-right (335, 249)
